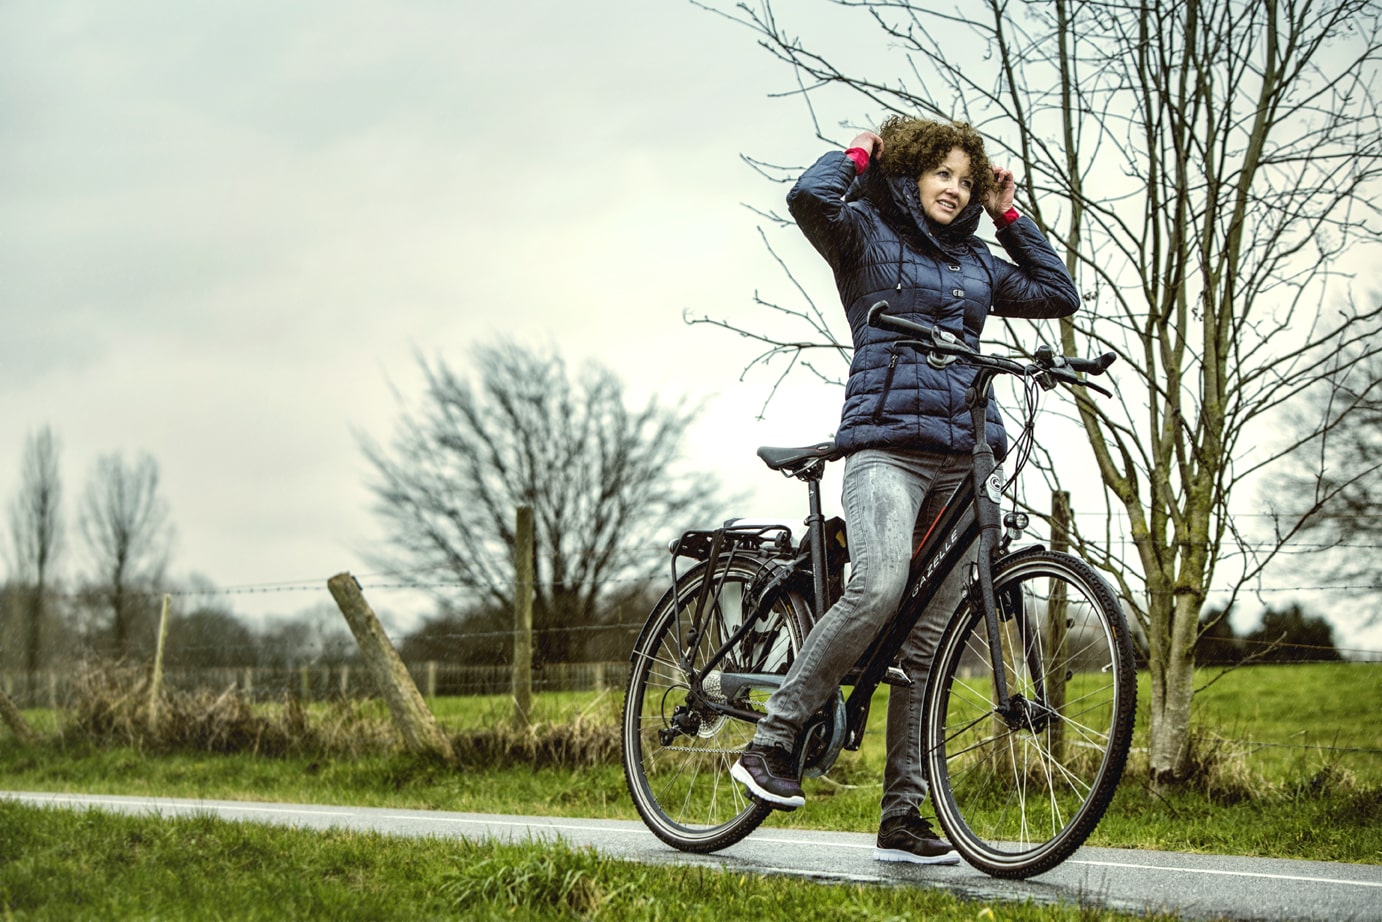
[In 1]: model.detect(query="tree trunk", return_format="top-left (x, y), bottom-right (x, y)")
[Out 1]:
top-left (1146, 582), bottom-right (1202, 783)
top-left (25, 584), bottom-right (42, 704)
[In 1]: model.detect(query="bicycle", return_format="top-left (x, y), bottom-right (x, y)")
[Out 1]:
top-left (621, 302), bottom-right (1136, 879)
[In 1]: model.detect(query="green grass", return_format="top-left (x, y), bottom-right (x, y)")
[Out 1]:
top-left (2, 662), bottom-right (1379, 865)
top-left (1181, 662), bottom-right (1382, 780)
top-left (0, 799), bottom-right (1181, 922)
top-left (1, 662), bottom-right (1377, 920)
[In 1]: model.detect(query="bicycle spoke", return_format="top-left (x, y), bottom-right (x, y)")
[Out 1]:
top-left (623, 556), bottom-right (808, 852)
top-left (925, 552), bottom-right (1136, 878)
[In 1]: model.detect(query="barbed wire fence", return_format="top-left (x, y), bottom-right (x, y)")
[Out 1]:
top-left (3, 511), bottom-right (1380, 769)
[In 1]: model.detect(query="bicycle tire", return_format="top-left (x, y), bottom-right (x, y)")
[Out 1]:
top-left (923, 550), bottom-right (1136, 878)
top-left (622, 555), bottom-right (810, 852)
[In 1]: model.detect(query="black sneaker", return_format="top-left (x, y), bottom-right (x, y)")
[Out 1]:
top-left (874, 814), bottom-right (960, 865)
top-left (731, 742), bottom-right (805, 810)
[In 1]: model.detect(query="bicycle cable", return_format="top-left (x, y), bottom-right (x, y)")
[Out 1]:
top-left (1001, 367), bottom-right (1043, 490)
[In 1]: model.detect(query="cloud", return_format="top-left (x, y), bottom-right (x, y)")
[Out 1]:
top-left (0, 0), bottom-right (841, 627)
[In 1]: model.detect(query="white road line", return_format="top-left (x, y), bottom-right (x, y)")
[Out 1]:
top-left (11, 793), bottom-right (1380, 891)
top-left (382, 815), bottom-right (647, 835)
top-left (6, 793), bottom-right (354, 817)
top-left (187, 804), bottom-right (356, 817)
top-left (1069, 858), bottom-right (1382, 889)
top-left (752, 835), bottom-right (874, 851)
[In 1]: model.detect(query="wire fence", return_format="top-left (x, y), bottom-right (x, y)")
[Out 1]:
top-left (129, 559), bottom-right (1382, 660)
top-left (5, 521), bottom-right (1381, 773)
top-left (5, 659), bottom-right (1379, 772)
top-left (0, 660), bottom-right (630, 709)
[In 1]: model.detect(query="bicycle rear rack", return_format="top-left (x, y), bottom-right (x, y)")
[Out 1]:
top-left (667, 520), bottom-right (795, 563)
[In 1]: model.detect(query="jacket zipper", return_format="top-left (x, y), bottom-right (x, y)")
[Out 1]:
top-left (871, 351), bottom-right (900, 422)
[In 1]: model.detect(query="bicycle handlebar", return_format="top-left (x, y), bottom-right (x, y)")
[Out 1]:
top-left (1037, 345), bottom-right (1116, 376)
top-left (866, 301), bottom-right (1115, 395)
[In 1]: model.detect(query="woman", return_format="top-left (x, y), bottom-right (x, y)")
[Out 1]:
top-left (731, 117), bottom-right (1080, 865)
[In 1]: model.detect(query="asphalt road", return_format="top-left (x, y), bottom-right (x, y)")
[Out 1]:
top-left (6, 791), bottom-right (1381, 921)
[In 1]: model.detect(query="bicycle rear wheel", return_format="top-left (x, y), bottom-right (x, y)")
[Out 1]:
top-left (924, 550), bottom-right (1136, 878)
top-left (622, 556), bottom-right (809, 852)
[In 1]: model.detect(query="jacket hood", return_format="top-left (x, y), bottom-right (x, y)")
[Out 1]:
top-left (847, 162), bottom-right (983, 254)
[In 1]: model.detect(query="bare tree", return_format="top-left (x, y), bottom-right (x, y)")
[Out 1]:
top-left (78, 452), bottom-right (173, 657)
top-left (362, 340), bottom-right (726, 664)
top-left (254, 603), bottom-right (354, 672)
top-left (695, 0), bottom-right (1382, 782)
top-left (1264, 338), bottom-right (1382, 606)
top-left (164, 575), bottom-right (259, 669)
top-left (5, 426), bottom-right (64, 698)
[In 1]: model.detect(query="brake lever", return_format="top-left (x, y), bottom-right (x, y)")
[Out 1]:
top-left (1038, 363), bottom-right (1113, 398)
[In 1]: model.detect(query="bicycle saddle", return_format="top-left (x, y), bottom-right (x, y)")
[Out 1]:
top-left (756, 441), bottom-right (843, 473)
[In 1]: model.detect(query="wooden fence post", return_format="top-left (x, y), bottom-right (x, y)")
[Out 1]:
top-left (513, 505), bottom-right (534, 729)
top-left (328, 573), bottom-right (457, 765)
top-left (0, 688), bottom-right (37, 744)
top-left (148, 594), bottom-right (171, 727)
top-left (1047, 491), bottom-right (1072, 761)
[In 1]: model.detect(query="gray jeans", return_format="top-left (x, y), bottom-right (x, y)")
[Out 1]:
top-left (753, 447), bottom-right (972, 821)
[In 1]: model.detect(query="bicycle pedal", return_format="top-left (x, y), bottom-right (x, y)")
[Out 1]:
top-left (883, 666), bottom-right (913, 688)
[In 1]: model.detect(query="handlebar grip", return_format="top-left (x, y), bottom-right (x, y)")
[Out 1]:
top-left (1035, 344), bottom-right (1117, 375)
top-left (1066, 352), bottom-right (1117, 375)
top-left (867, 301), bottom-right (932, 339)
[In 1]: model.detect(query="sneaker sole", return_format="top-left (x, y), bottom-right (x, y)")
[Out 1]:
top-left (730, 761), bottom-right (805, 810)
top-left (873, 846), bottom-right (961, 866)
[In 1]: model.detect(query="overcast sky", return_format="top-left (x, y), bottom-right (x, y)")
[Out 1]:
top-left (1, 0), bottom-right (876, 630)
top-left (5, 1), bottom-right (1378, 654)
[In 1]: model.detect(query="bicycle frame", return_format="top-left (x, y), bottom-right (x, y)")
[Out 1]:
top-left (660, 289), bottom-right (1124, 760)
top-left (663, 363), bottom-right (1018, 756)
top-left (834, 364), bottom-right (1012, 749)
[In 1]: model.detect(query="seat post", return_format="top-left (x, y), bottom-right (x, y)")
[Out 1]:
top-left (803, 461), bottom-right (830, 618)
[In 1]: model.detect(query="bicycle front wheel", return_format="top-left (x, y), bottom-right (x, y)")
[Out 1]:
top-left (924, 550), bottom-right (1136, 878)
top-left (622, 556), bottom-right (809, 852)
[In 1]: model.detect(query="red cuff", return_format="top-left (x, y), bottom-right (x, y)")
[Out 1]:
top-left (993, 207), bottom-right (1021, 229)
top-left (844, 147), bottom-right (870, 175)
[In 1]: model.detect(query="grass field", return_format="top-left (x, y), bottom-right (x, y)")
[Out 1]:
top-left (0, 799), bottom-right (1185, 922)
top-left (1, 662), bottom-right (1378, 919)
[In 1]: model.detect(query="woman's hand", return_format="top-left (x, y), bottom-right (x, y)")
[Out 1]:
top-left (849, 131), bottom-right (884, 158)
top-left (985, 166), bottom-right (1017, 217)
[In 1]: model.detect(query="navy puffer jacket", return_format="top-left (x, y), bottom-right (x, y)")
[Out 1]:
top-left (787, 150), bottom-right (1080, 459)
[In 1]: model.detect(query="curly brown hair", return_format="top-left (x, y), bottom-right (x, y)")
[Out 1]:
top-left (877, 116), bottom-right (995, 204)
